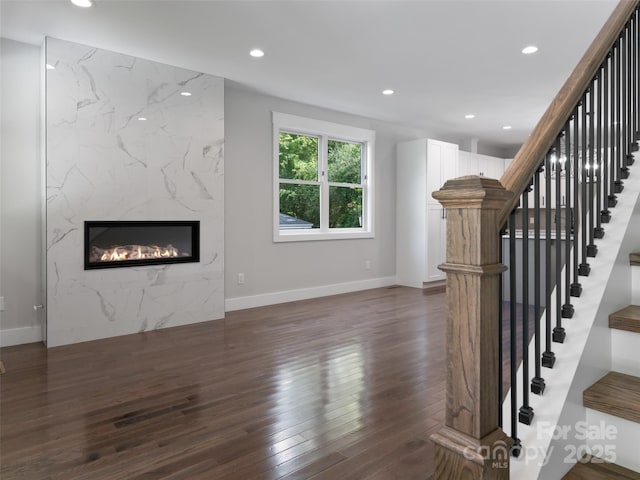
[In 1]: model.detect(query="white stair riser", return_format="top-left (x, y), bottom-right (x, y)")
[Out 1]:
top-left (585, 408), bottom-right (640, 473)
top-left (612, 329), bottom-right (640, 377)
top-left (632, 265), bottom-right (640, 304)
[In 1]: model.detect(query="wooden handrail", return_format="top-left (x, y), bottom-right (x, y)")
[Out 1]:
top-left (498, 0), bottom-right (639, 225)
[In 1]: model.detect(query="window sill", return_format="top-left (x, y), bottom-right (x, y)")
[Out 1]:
top-left (274, 229), bottom-right (374, 242)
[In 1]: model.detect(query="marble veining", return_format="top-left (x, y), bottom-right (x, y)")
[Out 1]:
top-left (46, 38), bottom-right (224, 347)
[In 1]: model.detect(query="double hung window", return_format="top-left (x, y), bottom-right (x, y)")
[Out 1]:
top-left (273, 112), bottom-right (375, 242)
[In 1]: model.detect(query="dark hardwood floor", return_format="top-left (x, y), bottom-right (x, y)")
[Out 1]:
top-left (0, 286), bottom-right (445, 480)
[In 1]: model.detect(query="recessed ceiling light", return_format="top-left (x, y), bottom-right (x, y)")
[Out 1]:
top-left (382, 89), bottom-right (394, 95)
top-left (465, 114), bottom-right (475, 119)
top-left (249, 49), bottom-right (265, 58)
top-left (70, 0), bottom-right (93, 7)
top-left (46, 64), bottom-right (55, 70)
top-left (502, 125), bottom-right (512, 130)
top-left (180, 91), bottom-right (192, 96)
top-left (138, 117), bottom-right (147, 121)
top-left (522, 45), bottom-right (538, 55)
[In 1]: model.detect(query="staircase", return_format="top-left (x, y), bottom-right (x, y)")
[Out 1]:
top-left (563, 254), bottom-right (640, 478)
top-left (500, 159), bottom-right (640, 479)
top-left (429, 2), bottom-right (640, 478)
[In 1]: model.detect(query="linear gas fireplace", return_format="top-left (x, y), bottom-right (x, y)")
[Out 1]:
top-left (84, 221), bottom-right (200, 269)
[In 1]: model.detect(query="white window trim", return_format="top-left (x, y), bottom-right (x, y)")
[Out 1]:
top-left (273, 111), bottom-right (375, 242)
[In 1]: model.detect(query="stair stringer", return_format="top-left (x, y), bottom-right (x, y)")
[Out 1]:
top-left (505, 172), bottom-right (640, 480)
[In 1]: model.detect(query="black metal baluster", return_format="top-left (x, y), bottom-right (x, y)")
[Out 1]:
top-left (635, 8), bottom-right (640, 145)
top-left (553, 135), bottom-right (566, 344)
top-left (595, 70), bottom-right (605, 240)
top-left (615, 35), bottom-right (625, 194)
top-left (626, 15), bottom-right (638, 158)
top-left (633, 13), bottom-right (636, 150)
top-left (587, 86), bottom-right (598, 258)
top-left (509, 212), bottom-right (521, 454)
top-left (571, 105), bottom-right (583, 298)
top-left (632, 14), bottom-right (635, 147)
top-left (631, 9), bottom-right (638, 142)
top-left (633, 7), bottom-right (640, 142)
top-left (627, 15), bottom-right (637, 154)
top-left (629, 11), bottom-right (638, 143)
top-left (519, 190), bottom-right (534, 424)
top-left (542, 152), bottom-right (556, 368)
top-left (562, 118), bottom-right (574, 319)
top-left (579, 93), bottom-right (591, 277)
top-left (610, 47), bottom-right (620, 205)
top-left (499, 224), bottom-right (504, 429)
top-left (622, 24), bottom-right (631, 177)
top-left (602, 57), bottom-right (613, 224)
top-left (532, 165), bottom-right (546, 393)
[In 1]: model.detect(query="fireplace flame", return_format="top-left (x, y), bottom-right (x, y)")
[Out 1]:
top-left (92, 244), bottom-right (183, 263)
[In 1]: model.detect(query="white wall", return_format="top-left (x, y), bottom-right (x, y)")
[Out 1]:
top-left (0, 38), bottom-right (43, 346)
top-left (224, 85), bottom-right (424, 308)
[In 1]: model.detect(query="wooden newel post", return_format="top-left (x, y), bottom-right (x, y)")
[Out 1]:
top-left (430, 176), bottom-right (514, 479)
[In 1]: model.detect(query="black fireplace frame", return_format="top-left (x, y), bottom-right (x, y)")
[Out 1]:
top-left (84, 220), bottom-right (200, 270)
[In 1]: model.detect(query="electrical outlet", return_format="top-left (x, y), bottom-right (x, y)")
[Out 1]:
top-left (0, 296), bottom-right (4, 311)
top-left (237, 273), bottom-right (245, 285)
top-left (365, 260), bottom-right (371, 270)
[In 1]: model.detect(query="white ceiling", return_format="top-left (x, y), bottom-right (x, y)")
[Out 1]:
top-left (1, 0), bottom-right (619, 151)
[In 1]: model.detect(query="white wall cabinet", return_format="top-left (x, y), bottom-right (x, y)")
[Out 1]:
top-left (397, 141), bottom-right (507, 288)
top-left (425, 140), bottom-right (458, 195)
top-left (396, 138), bottom-right (458, 287)
top-left (458, 151), bottom-right (505, 179)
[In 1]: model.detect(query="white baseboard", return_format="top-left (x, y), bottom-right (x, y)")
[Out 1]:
top-left (0, 325), bottom-right (43, 347)
top-left (225, 276), bottom-right (397, 312)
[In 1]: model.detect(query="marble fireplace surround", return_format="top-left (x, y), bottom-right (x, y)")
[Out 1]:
top-left (45, 38), bottom-right (224, 347)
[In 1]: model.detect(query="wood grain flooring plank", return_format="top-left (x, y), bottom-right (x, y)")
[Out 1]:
top-left (0, 287), bottom-right (445, 480)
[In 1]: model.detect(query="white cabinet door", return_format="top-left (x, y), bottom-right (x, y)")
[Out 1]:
top-left (459, 151), bottom-right (505, 179)
top-left (396, 140), bottom-right (428, 288)
top-left (458, 151), bottom-right (479, 177)
top-left (441, 141), bottom-right (458, 183)
top-left (426, 139), bottom-right (458, 198)
top-left (426, 140), bottom-right (444, 197)
top-left (483, 157), bottom-right (505, 180)
top-left (425, 204), bottom-right (446, 282)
